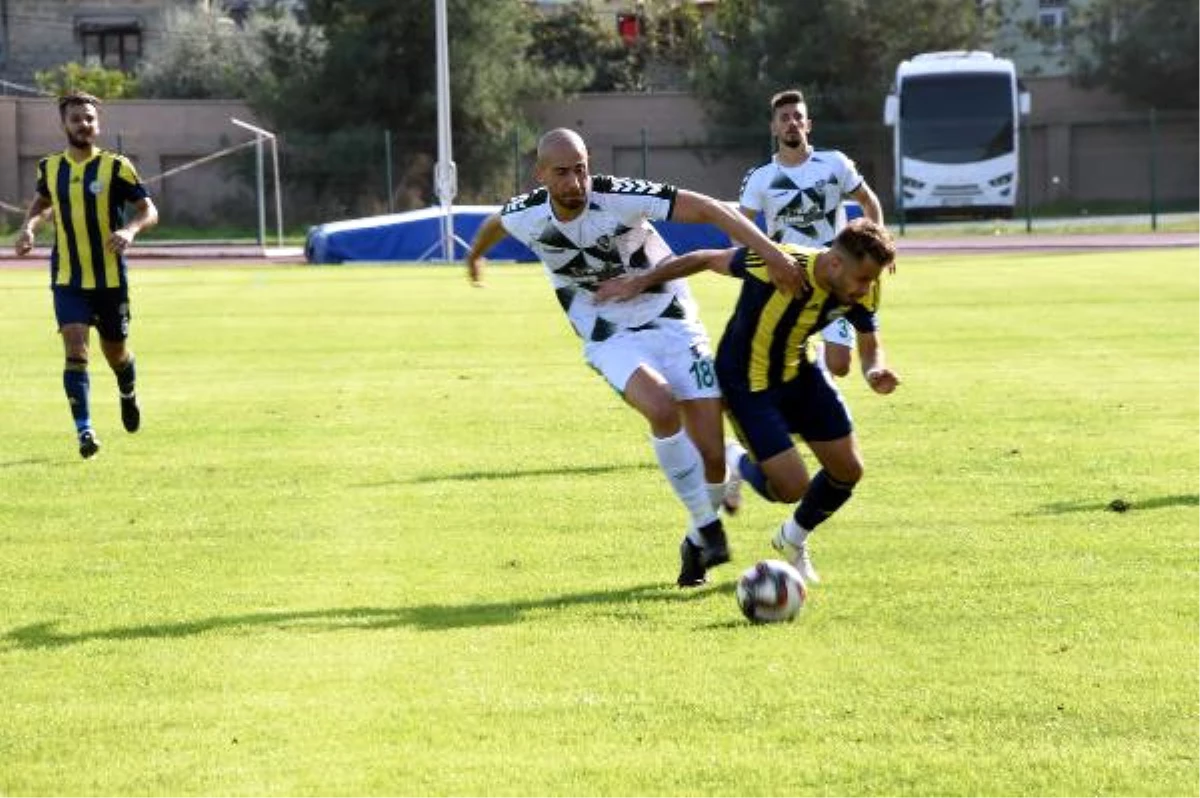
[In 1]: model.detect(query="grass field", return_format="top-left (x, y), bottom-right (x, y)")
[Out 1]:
top-left (0, 250), bottom-right (1197, 796)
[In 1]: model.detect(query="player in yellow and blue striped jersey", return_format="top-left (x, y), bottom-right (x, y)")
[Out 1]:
top-left (594, 218), bottom-right (899, 588)
top-left (13, 91), bottom-right (158, 458)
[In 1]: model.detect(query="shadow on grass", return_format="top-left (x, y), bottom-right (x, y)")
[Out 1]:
top-left (1037, 493), bottom-right (1199, 515)
top-left (2, 581), bottom-right (726, 651)
top-left (360, 461), bottom-right (658, 487)
top-left (0, 457), bottom-right (53, 469)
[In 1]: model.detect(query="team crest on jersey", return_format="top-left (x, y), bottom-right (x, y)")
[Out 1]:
top-left (89, 180), bottom-right (104, 195)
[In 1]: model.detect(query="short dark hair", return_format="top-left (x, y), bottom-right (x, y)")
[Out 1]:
top-left (58, 91), bottom-right (101, 120)
top-left (834, 218), bottom-right (896, 268)
top-left (770, 89), bottom-right (805, 112)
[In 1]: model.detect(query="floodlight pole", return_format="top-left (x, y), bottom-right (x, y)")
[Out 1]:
top-left (433, 0), bottom-right (457, 261)
top-left (231, 117), bottom-right (284, 248)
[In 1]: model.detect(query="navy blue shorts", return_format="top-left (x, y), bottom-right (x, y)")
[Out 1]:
top-left (720, 360), bottom-right (853, 461)
top-left (52, 286), bottom-right (131, 341)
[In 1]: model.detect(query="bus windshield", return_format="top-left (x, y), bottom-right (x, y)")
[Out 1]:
top-left (900, 73), bottom-right (1014, 164)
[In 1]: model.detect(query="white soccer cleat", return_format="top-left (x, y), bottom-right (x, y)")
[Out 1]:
top-left (722, 441), bottom-right (746, 514)
top-left (771, 524), bottom-right (820, 585)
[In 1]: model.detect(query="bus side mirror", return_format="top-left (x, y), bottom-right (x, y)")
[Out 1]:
top-left (1019, 91), bottom-right (1031, 116)
top-left (883, 95), bottom-right (898, 126)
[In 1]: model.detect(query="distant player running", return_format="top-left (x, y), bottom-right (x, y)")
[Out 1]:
top-left (738, 88), bottom-right (886, 378)
top-left (13, 91), bottom-right (158, 458)
top-left (595, 218), bottom-right (899, 585)
top-left (465, 128), bottom-right (803, 587)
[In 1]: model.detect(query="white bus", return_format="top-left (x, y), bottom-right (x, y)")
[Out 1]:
top-left (883, 51), bottom-right (1031, 219)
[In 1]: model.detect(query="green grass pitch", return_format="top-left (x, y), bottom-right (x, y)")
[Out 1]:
top-left (0, 249), bottom-right (1196, 795)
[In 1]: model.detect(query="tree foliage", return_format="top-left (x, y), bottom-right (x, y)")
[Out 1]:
top-left (246, 0), bottom-right (581, 214)
top-left (136, 7), bottom-right (306, 100)
top-left (692, 0), bottom-right (1003, 135)
top-left (527, 3), bottom-right (634, 92)
top-left (35, 63), bottom-right (138, 99)
top-left (1059, 0), bottom-right (1198, 109)
top-left (526, 1), bottom-right (708, 93)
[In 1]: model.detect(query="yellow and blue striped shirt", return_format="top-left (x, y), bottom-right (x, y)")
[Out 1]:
top-left (35, 149), bottom-right (150, 290)
top-left (716, 243), bottom-right (881, 392)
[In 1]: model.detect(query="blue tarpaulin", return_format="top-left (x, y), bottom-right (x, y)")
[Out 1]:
top-left (304, 203), bottom-right (862, 265)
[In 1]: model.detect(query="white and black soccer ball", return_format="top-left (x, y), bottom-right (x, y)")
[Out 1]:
top-left (736, 559), bottom-right (807, 623)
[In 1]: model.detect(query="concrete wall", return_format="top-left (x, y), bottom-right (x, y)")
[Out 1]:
top-left (530, 84), bottom-right (1198, 210)
top-left (1022, 77), bottom-right (1198, 208)
top-left (526, 92), bottom-right (761, 199)
top-left (1, 97), bottom-right (258, 225)
top-left (3, 88), bottom-right (1194, 228)
top-left (0, 0), bottom-right (180, 87)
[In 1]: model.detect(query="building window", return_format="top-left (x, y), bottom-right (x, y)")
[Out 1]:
top-left (617, 13), bottom-right (641, 45)
top-left (77, 19), bottom-right (142, 71)
top-left (1036, 0), bottom-right (1068, 48)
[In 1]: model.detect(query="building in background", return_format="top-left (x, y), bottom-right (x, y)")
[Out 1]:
top-left (991, 0), bottom-right (1078, 78)
top-left (0, 0), bottom-right (286, 91)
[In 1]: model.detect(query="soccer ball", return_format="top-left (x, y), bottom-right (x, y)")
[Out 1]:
top-left (735, 559), bottom-right (807, 623)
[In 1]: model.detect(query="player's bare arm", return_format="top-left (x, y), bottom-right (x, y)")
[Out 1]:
top-left (107, 197), bottom-right (158, 254)
top-left (463, 212), bottom-right (507, 286)
top-left (856, 331), bottom-right (900, 394)
top-left (593, 248), bottom-right (735, 303)
top-left (670, 190), bottom-right (806, 296)
top-left (13, 195), bottom-right (52, 257)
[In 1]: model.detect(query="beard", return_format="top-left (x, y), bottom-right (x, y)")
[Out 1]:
top-left (778, 133), bottom-right (804, 150)
top-left (67, 131), bottom-right (94, 149)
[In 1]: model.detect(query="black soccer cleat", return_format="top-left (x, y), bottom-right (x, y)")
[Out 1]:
top-left (677, 537), bottom-right (708, 587)
top-left (120, 394), bottom-right (140, 433)
top-left (676, 518), bottom-right (732, 588)
top-left (78, 429), bottom-right (100, 459)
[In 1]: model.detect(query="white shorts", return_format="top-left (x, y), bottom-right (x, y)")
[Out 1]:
top-left (583, 317), bottom-right (720, 400)
top-left (822, 317), bottom-right (855, 348)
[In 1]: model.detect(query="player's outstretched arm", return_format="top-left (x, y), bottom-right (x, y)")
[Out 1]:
top-left (593, 248), bottom-right (735, 303)
top-left (857, 331), bottom-right (900, 394)
top-left (464, 213), bottom-right (506, 286)
top-left (670, 189), bottom-right (805, 296)
top-left (13, 195), bottom-right (51, 257)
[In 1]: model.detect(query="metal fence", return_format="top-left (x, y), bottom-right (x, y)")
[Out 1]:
top-left (59, 109), bottom-right (1200, 236)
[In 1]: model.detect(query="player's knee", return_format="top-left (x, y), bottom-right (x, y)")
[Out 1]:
top-left (641, 397), bottom-right (681, 435)
top-left (770, 474), bottom-right (809, 504)
top-left (824, 351), bottom-right (852, 377)
top-left (830, 460), bottom-right (864, 486)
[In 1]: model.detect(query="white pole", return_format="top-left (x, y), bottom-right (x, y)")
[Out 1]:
top-left (232, 118), bottom-right (285, 249)
top-left (270, 136), bottom-right (283, 247)
top-left (254, 136), bottom-right (265, 247)
top-left (434, 0), bottom-right (457, 261)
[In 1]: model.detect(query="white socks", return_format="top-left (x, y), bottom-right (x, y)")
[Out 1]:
top-left (651, 429), bottom-right (719, 530)
top-left (706, 478), bottom-right (728, 512)
top-left (781, 517), bottom-right (811, 547)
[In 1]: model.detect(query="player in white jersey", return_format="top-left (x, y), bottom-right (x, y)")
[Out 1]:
top-left (738, 88), bottom-right (886, 378)
top-left (465, 128), bottom-right (803, 587)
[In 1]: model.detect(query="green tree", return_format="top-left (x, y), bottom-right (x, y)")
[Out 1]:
top-left (35, 62), bottom-right (138, 99)
top-left (693, 0), bottom-right (1003, 134)
top-left (137, 6), bottom-right (306, 99)
top-left (629, 0), bottom-right (709, 91)
top-left (1059, 0), bottom-right (1198, 109)
top-left (249, 0), bottom-right (577, 215)
top-left (527, 2), bottom-right (636, 92)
